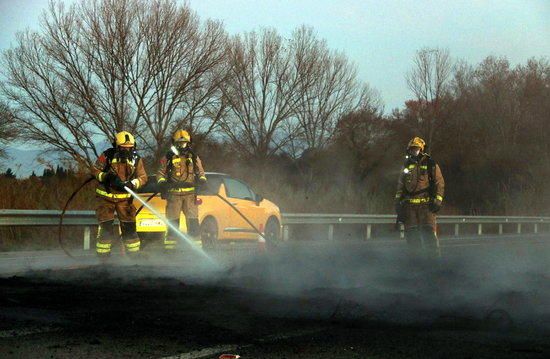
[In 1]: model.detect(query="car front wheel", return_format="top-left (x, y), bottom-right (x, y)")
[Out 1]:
top-left (264, 217), bottom-right (281, 247)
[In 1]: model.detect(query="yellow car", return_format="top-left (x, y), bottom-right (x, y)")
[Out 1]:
top-left (135, 172), bottom-right (282, 247)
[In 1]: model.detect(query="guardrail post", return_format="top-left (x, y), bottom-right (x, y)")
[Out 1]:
top-left (534, 223), bottom-right (538, 234)
top-left (328, 224), bottom-right (334, 241)
top-left (282, 225), bottom-right (289, 241)
top-left (478, 223), bottom-right (483, 235)
top-left (454, 224), bottom-right (459, 236)
top-left (498, 224), bottom-right (503, 235)
top-left (400, 224), bottom-right (404, 239)
top-left (83, 226), bottom-right (91, 250)
top-left (365, 224), bottom-right (372, 240)
top-left (517, 223), bottom-right (522, 234)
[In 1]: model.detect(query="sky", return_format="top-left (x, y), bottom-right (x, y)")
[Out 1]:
top-left (0, 0), bottom-right (549, 111)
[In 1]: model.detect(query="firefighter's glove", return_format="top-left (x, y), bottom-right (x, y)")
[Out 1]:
top-left (197, 176), bottom-right (207, 188)
top-left (429, 199), bottom-right (442, 213)
top-left (158, 181), bottom-right (169, 191)
top-left (109, 175), bottom-right (126, 191)
top-left (122, 180), bottom-right (135, 191)
top-left (130, 179), bottom-right (140, 190)
top-left (394, 201), bottom-right (405, 230)
top-left (158, 181), bottom-right (169, 199)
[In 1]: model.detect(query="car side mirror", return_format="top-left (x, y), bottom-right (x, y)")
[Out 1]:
top-left (255, 193), bottom-right (263, 204)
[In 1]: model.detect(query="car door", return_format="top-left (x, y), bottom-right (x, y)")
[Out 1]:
top-left (222, 177), bottom-right (265, 240)
top-left (196, 175), bottom-right (230, 240)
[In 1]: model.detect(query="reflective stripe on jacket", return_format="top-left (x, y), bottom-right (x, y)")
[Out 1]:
top-left (157, 150), bottom-right (205, 192)
top-left (395, 155), bottom-right (444, 204)
top-left (91, 149), bottom-right (148, 201)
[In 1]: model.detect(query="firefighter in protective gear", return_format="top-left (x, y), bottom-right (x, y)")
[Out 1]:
top-left (157, 130), bottom-right (207, 251)
top-left (395, 137), bottom-right (445, 256)
top-left (92, 131), bottom-right (148, 258)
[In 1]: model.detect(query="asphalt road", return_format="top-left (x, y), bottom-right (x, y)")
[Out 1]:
top-left (0, 235), bottom-right (549, 358)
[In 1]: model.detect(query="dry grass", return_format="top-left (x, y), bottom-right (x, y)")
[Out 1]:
top-left (0, 175), bottom-right (96, 210)
top-left (0, 175), bottom-right (97, 250)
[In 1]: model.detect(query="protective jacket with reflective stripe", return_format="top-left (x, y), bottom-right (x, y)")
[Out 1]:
top-left (395, 154), bottom-right (444, 203)
top-left (156, 150), bottom-right (205, 195)
top-left (92, 148), bottom-right (148, 201)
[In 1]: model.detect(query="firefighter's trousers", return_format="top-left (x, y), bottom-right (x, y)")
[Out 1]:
top-left (95, 199), bottom-right (140, 257)
top-left (164, 193), bottom-right (200, 251)
top-left (403, 203), bottom-right (440, 257)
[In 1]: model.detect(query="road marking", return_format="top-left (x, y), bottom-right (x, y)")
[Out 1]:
top-left (0, 264), bottom-right (100, 277)
top-left (160, 328), bottom-right (326, 359)
top-left (161, 345), bottom-right (239, 359)
top-left (0, 326), bottom-right (62, 339)
top-left (442, 243), bottom-right (484, 247)
top-left (255, 328), bottom-right (326, 343)
top-left (442, 240), bottom-right (550, 248)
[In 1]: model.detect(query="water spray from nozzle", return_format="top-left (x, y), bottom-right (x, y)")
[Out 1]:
top-left (124, 186), bottom-right (217, 266)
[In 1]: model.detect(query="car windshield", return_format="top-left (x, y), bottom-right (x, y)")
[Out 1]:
top-left (224, 177), bottom-right (255, 201)
top-left (199, 175), bottom-right (223, 195)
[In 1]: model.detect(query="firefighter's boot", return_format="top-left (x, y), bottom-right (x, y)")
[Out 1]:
top-left (405, 227), bottom-right (423, 256)
top-left (164, 219), bottom-right (179, 253)
top-left (186, 217), bottom-right (202, 249)
top-left (421, 225), bottom-right (441, 258)
top-left (121, 221), bottom-right (141, 259)
top-left (96, 220), bottom-right (115, 261)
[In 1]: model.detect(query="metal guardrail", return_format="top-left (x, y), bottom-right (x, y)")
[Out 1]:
top-left (282, 213), bottom-right (550, 224)
top-left (0, 210), bottom-right (96, 226)
top-left (281, 213), bottom-right (550, 240)
top-left (1, 209), bottom-right (549, 245)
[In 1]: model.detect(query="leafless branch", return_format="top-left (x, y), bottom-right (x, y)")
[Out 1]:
top-left (0, 0), bottom-right (228, 166)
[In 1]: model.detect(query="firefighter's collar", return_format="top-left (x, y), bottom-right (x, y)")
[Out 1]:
top-left (170, 145), bottom-right (180, 156)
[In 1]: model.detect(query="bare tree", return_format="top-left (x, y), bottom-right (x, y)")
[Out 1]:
top-left (0, 102), bottom-right (17, 161)
top-left (405, 47), bottom-right (452, 149)
top-left (127, 1), bottom-right (229, 160)
top-left (219, 29), bottom-right (306, 164)
top-left (286, 27), bottom-right (382, 158)
top-left (0, 0), bottom-right (228, 166)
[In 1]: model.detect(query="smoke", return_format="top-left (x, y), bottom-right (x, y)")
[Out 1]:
top-left (217, 240), bottom-right (550, 330)
top-left (8, 235), bottom-right (549, 333)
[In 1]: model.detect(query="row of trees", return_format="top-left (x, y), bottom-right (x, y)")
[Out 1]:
top-left (202, 54), bottom-right (549, 215)
top-left (434, 57), bottom-right (550, 214)
top-left (1, 166), bottom-right (73, 179)
top-left (329, 55), bottom-right (550, 215)
top-left (0, 0), bottom-right (377, 168)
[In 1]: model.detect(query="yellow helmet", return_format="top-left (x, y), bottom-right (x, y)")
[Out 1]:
top-left (172, 129), bottom-right (191, 143)
top-left (407, 137), bottom-right (425, 151)
top-left (114, 131), bottom-right (135, 148)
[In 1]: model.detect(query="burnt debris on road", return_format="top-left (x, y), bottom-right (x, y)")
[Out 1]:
top-left (0, 238), bottom-right (549, 358)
